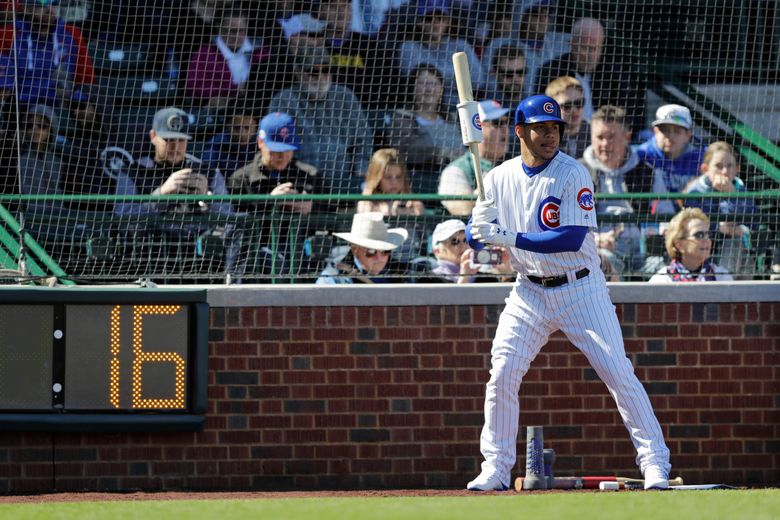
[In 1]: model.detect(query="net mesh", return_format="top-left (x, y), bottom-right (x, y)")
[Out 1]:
top-left (0, 0), bottom-right (778, 284)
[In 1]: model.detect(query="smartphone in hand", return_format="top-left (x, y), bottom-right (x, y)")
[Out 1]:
top-left (471, 248), bottom-right (503, 265)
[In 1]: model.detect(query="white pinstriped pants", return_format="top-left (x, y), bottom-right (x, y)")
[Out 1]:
top-left (478, 269), bottom-right (671, 486)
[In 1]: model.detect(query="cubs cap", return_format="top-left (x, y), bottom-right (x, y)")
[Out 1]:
top-left (259, 112), bottom-right (301, 152)
top-left (432, 219), bottom-right (466, 244)
top-left (478, 100), bottom-right (510, 122)
top-left (152, 107), bottom-right (191, 140)
top-left (652, 104), bottom-right (692, 130)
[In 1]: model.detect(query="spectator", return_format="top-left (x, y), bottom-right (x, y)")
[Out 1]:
top-left (17, 104), bottom-right (64, 212)
top-left (438, 100), bottom-right (510, 216)
top-left (383, 64), bottom-right (462, 193)
top-left (648, 207), bottom-right (733, 283)
top-left (634, 104), bottom-right (704, 215)
top-left (185, 8), bottom-right (271, 103)
top-left (579, 105), bottom-right (653, 275)
top-left (351, 0), bottom-right (412, 36)
top-left (357, 148), bottom-right (424, 217)
top-left (278, 13), bottom-right (329, 55)
top-left (228, 111), bottom-right (331, 279)
top-left (201, 104), bottom-right (258, 177)
top-left (535, 17), bottom-right (644, 133)
top-left (415, 218), bottom-right (515, 283)
top-left (317, 0), bottom-right (401, 112)
top-left (416, 218), bottom-right (478, 283)
top-left (396, 0), bottom-right (486, 111)
top-left (60, 85), bottom-right (118, 212)
top-left (545, 76), bottom-right (589, 159)
top-left (0, 0), bottom-right (95, 106)
top-left (268, 45), bottom-right (373, 193)
top-left (683, 141), bottom-right (756, 277)
top-left (119, 107), bottom-right (232, 217)
top-left (316, 212), bottom-right (409, 284)
top-left (482, 0), bottom-right (568, 99)
top-left (117, 106), bottom-right (235, 280)
top-left (0, 89), bottom-right (18, 204)
top-left (484, 43), bottom-right (527, 111)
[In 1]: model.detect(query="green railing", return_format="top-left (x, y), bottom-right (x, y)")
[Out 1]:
top-left (0, 191), bottom-right (777, 284)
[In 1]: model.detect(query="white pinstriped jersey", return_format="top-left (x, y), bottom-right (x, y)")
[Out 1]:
top-left (483, 151), bottom-right (600, 277)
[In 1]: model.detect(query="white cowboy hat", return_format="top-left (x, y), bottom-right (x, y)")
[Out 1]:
top-left (333, 212), bottom-right (408, 251)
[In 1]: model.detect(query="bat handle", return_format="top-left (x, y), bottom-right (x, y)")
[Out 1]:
top-left (469, 143), bottom-right (485, 202)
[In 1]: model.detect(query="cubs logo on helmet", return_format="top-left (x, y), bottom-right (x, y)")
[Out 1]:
top-left (543, 102), bottom-right (554, 114)
top-left (577, 188), bottom-right (594, 211)
top-left (537, 196), bottom-right (561, 230)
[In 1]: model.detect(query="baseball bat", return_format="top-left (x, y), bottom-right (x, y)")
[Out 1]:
top-left (452, 51), bottom-right (485, 202)
top-left (514, 476), bottom-right (683, 491)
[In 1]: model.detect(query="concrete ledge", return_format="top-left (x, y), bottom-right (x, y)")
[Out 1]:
top-left (204, 282), bottom-right (780, 307)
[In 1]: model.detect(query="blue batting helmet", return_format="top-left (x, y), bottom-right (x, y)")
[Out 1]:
top-left (514, 95), bottom-right (566, 126)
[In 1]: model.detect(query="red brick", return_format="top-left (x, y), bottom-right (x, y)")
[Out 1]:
top-left (291, 329), bottom-right (312, 341)
top-left (700, 381), bottom-right (741, 394)
top-left (239, 307), bottom-right (255, 327)
top-left (679, 324), bottom-right (701, 337)
top-left (637, 324), bottom-right (678, 338)
top-left (700, 353), bottom-right (741, 365)
top-left (668, 366), bottom-right (709, 380)
top-left (313, 328), bottom-right (356, 341)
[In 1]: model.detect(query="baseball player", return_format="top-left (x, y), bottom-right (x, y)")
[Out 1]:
top-left (465, 95), bottom-right (671, 491)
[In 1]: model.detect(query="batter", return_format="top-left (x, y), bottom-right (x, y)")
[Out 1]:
top-left (465, 95), bottom-right (671, 491)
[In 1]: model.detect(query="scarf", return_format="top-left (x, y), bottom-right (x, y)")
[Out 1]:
top-left (431, 260), bottom-right (464, 283)
top-left (214, 36), bottom-right (253, 85)
top-left (667, 258), bottom-right (717, 282)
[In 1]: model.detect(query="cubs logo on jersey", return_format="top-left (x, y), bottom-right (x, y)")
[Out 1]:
top-left (537, 196), bottom-right (561, 230)
top-left (577, 188), bottom-right (594, 211)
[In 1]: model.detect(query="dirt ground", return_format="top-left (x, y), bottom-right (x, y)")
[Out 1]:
top-left (0, 488), bottom-right (590, 503)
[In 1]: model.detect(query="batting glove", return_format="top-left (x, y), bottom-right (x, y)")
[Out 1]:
top-left (471, 199), bottom-right (499, 226)
top-left (470, 223), bottom-right (518, 248)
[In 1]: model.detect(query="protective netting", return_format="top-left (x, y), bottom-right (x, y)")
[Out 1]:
top-left (0, 0), bottom-right (778, 284)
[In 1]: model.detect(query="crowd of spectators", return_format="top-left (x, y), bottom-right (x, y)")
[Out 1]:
top-left (0, 0), bottom-right (774, 283)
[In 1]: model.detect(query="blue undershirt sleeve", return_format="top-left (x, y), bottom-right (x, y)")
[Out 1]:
top-left (467, 219), bottom-right (588, 253)
top-left (514, 226), bottom-right (588, 253)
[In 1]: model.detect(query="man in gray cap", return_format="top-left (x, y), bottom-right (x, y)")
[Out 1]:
top-left (120, 107), bottom-right (231, 216)
top-left (116, 106), bottom-right (234, 282)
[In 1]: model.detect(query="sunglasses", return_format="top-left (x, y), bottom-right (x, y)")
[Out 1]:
top-left (685, 231), bottom-right (710, 240)
top-left (560, 99), bottom-right (584, 111)
top-left (365, 249), bottom-right (391, 257)
top-left (496, 67), bottom-right (525, 77)
top-left (441, 237), bottom-right (466, 246)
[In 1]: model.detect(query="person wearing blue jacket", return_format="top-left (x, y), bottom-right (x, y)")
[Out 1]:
top-left (0, 0), bottom-right (83, 106)
top-left (634, 104), bottom-right (704, 215)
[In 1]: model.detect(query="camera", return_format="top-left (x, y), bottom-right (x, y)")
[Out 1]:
top-left (471, 248), bottom-right (502, 265)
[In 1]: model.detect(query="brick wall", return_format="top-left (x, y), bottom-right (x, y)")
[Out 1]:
top-left (1, 294), bottom-right (778, 493)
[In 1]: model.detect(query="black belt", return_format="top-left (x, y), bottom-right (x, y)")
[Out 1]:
top-left (527, 268), bottom-right (590, 288)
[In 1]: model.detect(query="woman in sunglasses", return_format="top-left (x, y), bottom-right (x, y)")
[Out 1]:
top-left (648, 207), bottom-right (734, 283)
top-left (544, 76), bottom-right (590, 159)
